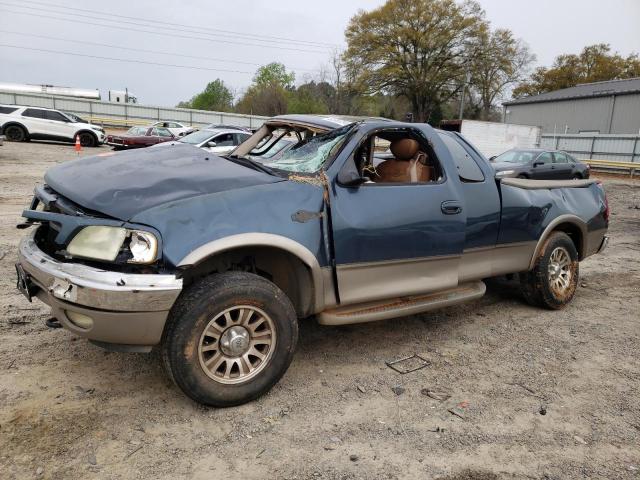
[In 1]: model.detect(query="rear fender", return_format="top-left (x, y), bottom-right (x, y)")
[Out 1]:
top-left (528, 214), bottom-right (586, 269)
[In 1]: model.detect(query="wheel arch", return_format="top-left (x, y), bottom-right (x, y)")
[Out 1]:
top-left (528, 215), bottom-right (586, 269)
top-left (177, 233), bottom-right (326, 317)
top-left (75, 128), bottom-right (99, 143)
top-left (2, 121), bottom-right (29, 136)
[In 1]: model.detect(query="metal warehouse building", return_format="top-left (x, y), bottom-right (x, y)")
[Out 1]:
top-left (503, 77), bottom-right (640, 135)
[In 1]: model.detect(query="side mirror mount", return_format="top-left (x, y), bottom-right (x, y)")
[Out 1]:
top-left (338, 156), bottom-right (366, 187)
top-left (207, 141), bottom-right (217, 148)
top-left (339, 174), bottom-right (367, 187)
top-left (489, 155), bottom-right (496, 161)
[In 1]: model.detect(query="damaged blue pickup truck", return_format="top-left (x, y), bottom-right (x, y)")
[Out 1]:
top-left (16, 115), bottom-right (609, 406)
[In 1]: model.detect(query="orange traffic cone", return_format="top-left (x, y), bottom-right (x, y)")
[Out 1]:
top-left (75, 135), bottom-right (81, 154)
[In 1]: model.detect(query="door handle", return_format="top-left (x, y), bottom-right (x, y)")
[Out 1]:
top-left (441, 201), bottom-right (462, 215)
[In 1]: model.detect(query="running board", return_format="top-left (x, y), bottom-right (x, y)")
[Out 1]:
top-left (317, 281), bottom-right (486, 326)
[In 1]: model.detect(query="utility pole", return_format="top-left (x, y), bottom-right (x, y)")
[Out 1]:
top-left (458, 71), bottom-right (471, 120)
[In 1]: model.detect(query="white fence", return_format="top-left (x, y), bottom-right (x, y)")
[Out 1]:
top-left (540, 133), bottom-right (640, 164)
top-left (0, 91), bottom-right (269, 129)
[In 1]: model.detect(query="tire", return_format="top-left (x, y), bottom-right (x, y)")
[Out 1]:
top-left (78, 132), bottom-right (97, 147)
top-left (519, 231), bottom-right (579, 309)
top-left (161, 271), bottom-right (299, 407)
top-left (572, 173), bottom-right (582, 180)
top-left (517, 173), bottom-right (528, 179)
top-left (4, 124), bottom-right (26, 142)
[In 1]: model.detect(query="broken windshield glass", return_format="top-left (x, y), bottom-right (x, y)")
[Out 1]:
top-left (262, 124), bottom-right (354, 173)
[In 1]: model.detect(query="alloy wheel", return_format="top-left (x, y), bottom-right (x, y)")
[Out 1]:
top-left (198, 305), bottom-right (276, 384)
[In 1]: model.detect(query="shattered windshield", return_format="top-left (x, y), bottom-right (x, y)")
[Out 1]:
top-left (261, 124), bottom-right (353, 173)
top-left (248, 137), bottom-right (294, 160)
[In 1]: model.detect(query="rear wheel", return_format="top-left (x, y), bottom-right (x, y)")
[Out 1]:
top-left (5, 125), bottom-right (26, 142)
top-left (161, 271), bottom-right (298, 407)
top-left (519, 232), bottom-right (579, 309)
top-left (572, 173), bottom-right (582, 179)
top-left (78, 132), bottom-right (97, 147)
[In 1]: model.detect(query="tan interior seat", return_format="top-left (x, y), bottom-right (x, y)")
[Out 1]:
top-left (374, 138), bottom-right (433, 183)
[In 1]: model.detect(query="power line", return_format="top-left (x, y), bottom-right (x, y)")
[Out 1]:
top-left (18, 0), bottom-right (338, 49)
top-left (0, 4), bottom-right (331, 54)
top-left (0, 30), bottom-right (320, 73)
top-left (0, 43), bottom-right (256, 74)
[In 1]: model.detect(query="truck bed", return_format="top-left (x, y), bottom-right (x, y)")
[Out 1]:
top-left (501, 178), bottom-right (596, 190)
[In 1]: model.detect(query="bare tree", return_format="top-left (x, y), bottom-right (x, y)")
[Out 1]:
top-left (469, 27), bottom-right (535, 119)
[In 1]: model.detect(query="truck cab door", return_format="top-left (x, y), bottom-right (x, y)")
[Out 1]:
top-left (329, 126), bottom-right (466, 306)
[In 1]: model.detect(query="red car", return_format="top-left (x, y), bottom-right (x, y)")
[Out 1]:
top-left (106, 126), bottom-right (176, 150)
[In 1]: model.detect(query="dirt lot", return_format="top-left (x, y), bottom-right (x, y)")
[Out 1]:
top-left (0, 140), bottom-right (639, 480)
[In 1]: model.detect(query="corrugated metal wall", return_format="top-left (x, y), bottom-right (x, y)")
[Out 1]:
top-left (505, 93), bottom-right (640, 135)
top-left (0, 91), bottom-right (268, 129)
top-left (540, 134), bottom-right (640, 163)
top-left (610, 94), bottom-right (640, 134)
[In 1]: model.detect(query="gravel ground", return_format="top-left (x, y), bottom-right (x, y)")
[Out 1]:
top-left (0, 140), bottom-right (639, 480)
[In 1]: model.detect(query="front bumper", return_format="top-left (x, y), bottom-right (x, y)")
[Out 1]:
top-left (17, 231), bottom-right (182, 347)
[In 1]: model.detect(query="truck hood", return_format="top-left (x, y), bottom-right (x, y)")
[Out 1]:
top-left (44, 144), bottom-right (285, 221)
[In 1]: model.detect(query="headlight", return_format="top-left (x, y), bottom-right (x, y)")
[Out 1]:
top-left (128, 230), bottom-right (158, 264)
top-left (67, 226), bottom-right (127, 261)
top-left (67, 226), bottom-right (158, 264)
top-left (495, 170), bottom-right (516, 177)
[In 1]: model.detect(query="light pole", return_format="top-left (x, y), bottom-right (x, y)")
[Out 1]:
top-left (458, 71), bottom-right (471, 120)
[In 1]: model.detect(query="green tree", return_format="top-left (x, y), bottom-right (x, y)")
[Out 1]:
top-left (253, 62), bottom-right (295, 89)
top-left (177, 79), bottom-right (233, 111)
top-left (513, 44), bottom-right (640, 98)
top-left (343, 0), bottom-right (486, 123)
top-left (236, 63), bottom-right (296, 116)
top-left (288, 81), bottom-right (332, 114)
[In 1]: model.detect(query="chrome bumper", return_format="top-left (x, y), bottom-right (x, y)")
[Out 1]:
top-left (17, 231), bottom-right (182, 346)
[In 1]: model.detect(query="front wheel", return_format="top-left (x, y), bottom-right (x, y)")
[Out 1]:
top-left (161, 271), bottom-right (298, 407)
top-left (78, 132), bottom-right (97, 147)
top-left (519, 231), bottom-right (579, 309)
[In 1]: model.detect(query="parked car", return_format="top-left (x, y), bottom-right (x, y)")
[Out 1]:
top-left (203, 123), bottom-right (252, 132)
top-left (16, 115), bottom-right (608, 407)
top-left (492, 149), bottom-right (590, 179)
top-left (151, 121), bottom-right (195, 137)
top-left (106, 126), bottom-right (176, 149)
top-left (0, 104), bottom-right (105, 147)
top-left (152, 127), bottom-right (251, 155)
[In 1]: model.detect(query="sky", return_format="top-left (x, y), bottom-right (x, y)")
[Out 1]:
top-left (0, 0), bottom-right (639, 107)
